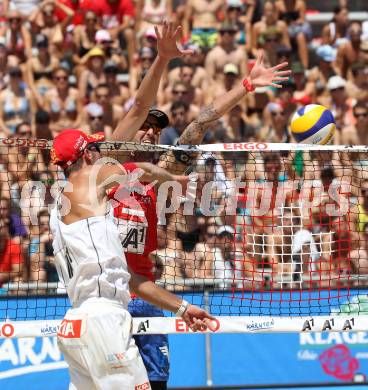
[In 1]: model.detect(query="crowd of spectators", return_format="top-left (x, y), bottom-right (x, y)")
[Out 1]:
top-left (0, 0), bottom-right (368, 294)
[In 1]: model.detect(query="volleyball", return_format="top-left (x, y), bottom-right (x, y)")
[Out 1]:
top-left (290, 104), bottom-right (335, 145)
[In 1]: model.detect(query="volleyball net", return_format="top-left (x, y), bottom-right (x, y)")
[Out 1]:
top-left (1, 139), bottom-right (368, 337)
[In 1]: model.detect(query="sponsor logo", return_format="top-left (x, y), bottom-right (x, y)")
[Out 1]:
top-left (40, 325), bottom-right (59, 336)
top-left (0, 323), bottom-right (15, 338)
top-left (57, 319), bottom-right (82, 338)
top-left (246, 319), bottom-right (274, 332)
top-left (223, 142), bottom-right (268, 151)
top-left (107, 353), bottom-right (126, 369)
top-left (300, 332), bottom-right (368, 346)
top-left (319, 344), bottom-right (359, 380)
top-left (74, 136), bottom-right (86, 150)
top-left (0, 336), bottom-right (63, 369)
top-left (1, 138), bottom-right (48, 149)
top-left (135, 382), bottom-right (150, 390)
top-left (297, 350), bottom-right (318, 361)
top-left (175, 318), bottom-right (220, 333)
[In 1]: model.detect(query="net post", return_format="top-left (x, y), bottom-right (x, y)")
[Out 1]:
top-left (204, 289), bottom-right (213, 387)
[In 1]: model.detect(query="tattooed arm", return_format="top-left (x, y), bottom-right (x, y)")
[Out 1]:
top-left (158, 53), bottom-right (291, 173)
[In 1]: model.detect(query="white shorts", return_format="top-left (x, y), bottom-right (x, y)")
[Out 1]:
top-left (57, 299), bottom-right (150, 390)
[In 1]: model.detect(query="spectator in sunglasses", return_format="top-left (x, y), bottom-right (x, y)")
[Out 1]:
top-left (104, 60), bottom-right (130, 105)
top-left (340, 101), bottom-right (368, 146)
top-left (129, 46), bottom-right (156, 94)
top-left (335, 21), bottom-right (363, 79)
top-left (160, 65), bottom-right (203, 107)
top-left (72, 10), bottom-right (102, 69)
top-left (321, 6), bottom-right (349, 48)
top-left (79, 47), bottom-right (106, 100)
top-left (205, 22), bottom-right (247, 82)
top-left (346, 62), bottom-right (368, 103)
top-left (84, 102), bottom-right (113, 137)
top-left (159, 81), bottom-right (200, 123)
top-left (275, 0), bottom-right (312, 68)
top-left (0, 67), bottom-right (35, 136)
top-left (26, 34), bottom-right (59, 106)
top-left (95, 29), bottom-right (128, 71)
top-left (223, 0), bottom-right (254, 53)
top-left (259, 103), bottom-right (291, 143)
top-left (327, 75), bottom-right (355, 127)
top-left (44, 67), bottom-right (82, 137)
top-left (159, 101), bottom-right (189, 146)
top-left (29, 0), bottom-right (75, 58)
top-left (251, 1), bottom-right (290, 60)
top-left (0, 11), bottom-right (32, 62)
top-left (308, 45), bottom-right (337, 107)
top-left (86, 83), bottom-right (124, 128)
top-left (167, 42), bottom-right (209, 92)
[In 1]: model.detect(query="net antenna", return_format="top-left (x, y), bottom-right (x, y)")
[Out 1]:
top-left (1, 140), bottom-right (368, 337)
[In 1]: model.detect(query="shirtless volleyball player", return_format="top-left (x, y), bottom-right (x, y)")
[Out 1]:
top-left (113, 48), bottom-right (291, 389)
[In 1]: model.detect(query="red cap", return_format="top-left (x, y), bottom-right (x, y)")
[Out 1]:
top-left (50, 129), bottom-right (105, 168)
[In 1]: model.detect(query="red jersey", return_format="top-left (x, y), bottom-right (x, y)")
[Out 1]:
top-left (0, 239), bottom-right (23, 286)
top-left (55, 0), bottom-right (94, 25)
top-left (90, 0), bottom-right (135, 29)
top-left (109, 163), bottom-right (157, 281)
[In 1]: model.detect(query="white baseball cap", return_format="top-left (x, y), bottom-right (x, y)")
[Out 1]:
top-left (86, 102), bottom-right (103, 117)
top-left (224, 63), bottom-right (239, 75)
top-left (217, 226), bottom-right (235, 236)
top-left (327, 75), bottom-right (346, 91)
top-left (95, 29), bottom-right (112, 43)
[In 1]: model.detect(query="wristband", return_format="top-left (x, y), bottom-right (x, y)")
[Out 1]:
top-left (243, 78), bottom-right (255, 92)
top-left (176, 300), bottom-right (189, 317)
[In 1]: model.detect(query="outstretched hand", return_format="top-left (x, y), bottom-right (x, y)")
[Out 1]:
top-left (155, 21), bottom-right (193, 60)
top-left (248, 51), bottom-right (291, 89)
top-left (182, 304), bottom-right (218, 332)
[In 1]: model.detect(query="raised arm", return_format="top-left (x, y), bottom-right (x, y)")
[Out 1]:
top-left (159, 52), bottom-right (291, 173)
top-left (110, 22), bottom-right (192, 142)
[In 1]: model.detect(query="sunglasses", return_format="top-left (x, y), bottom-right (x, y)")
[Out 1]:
top-left (173, 90), bottom-right (188, 95)
top-left (271, 111), bottom-right (285, 117)
top-left (141, 124), bottom-right (162, 134)
top-left (86, 17), bottom-right (97, 22)
top-left (9, 18), bottom-right (21, 23)
top-left (266, 37), bottom-right (279, 43)
top-left (331, 87), bottom-right (344, 92)
top-left (87, 142), bottom-right (101, 153)
top-left (228, 6), bottom-right (241, 11)
top-left (220, 30), bottom-right (237, 36)
top-left (55, 75), bottom-right (68, 81)
top-left (89, 115), bottom-right (103, 121)
top-left (172, 111), bottom-right (186, 118)
top-left (206, 232), bottom-right (216, 238)
top-left (354, 112), bottom-right (368, 118)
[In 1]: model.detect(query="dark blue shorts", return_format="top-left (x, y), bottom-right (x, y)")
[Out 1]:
top-left (128, 299), bottom-right (169, 381)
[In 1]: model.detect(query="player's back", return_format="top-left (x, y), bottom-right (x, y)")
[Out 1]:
top-left (50, 206), bottom-right (131, 307)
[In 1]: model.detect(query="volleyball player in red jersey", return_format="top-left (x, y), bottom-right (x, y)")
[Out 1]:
top-left (109, 49), bottom-right (291, 388)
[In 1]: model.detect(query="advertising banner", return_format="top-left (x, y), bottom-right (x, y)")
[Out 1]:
top-left (1, 290), bottom-right (368, 389)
